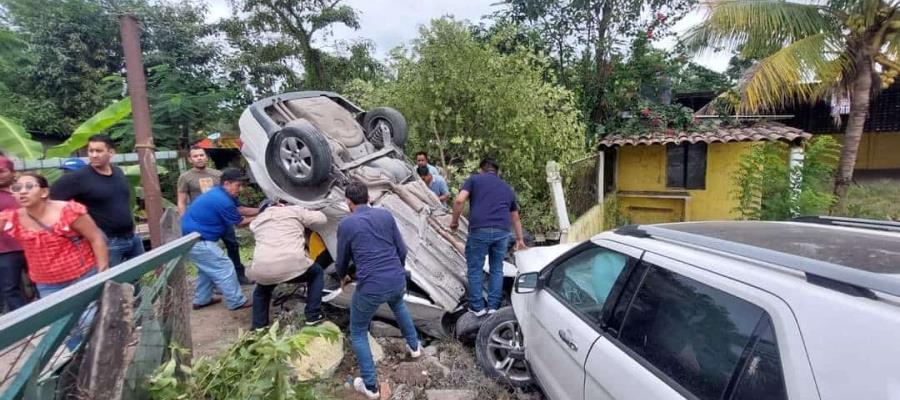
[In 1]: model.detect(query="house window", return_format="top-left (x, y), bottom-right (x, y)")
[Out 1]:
top-left (666, 142), bottom-right (707, 189)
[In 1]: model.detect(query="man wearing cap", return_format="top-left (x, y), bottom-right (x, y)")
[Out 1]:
top-left (182, 168), bottom-right (255, 311)
top-left (0, 156), bottom-right (27, 311)
top-left (177, 146), bottom-right (255, 285)
top-left (59, 158), bottom-right (87, 174)
top-left (50, 134), bottom-right (143, 267)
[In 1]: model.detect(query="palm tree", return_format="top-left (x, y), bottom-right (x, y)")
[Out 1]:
top-left (686, 0), bottom-right (900, 209)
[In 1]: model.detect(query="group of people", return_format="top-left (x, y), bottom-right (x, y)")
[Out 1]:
top-left (0, 135), bottom-right (147, 314)
top-left (1, 136), bottom-right (526, 399)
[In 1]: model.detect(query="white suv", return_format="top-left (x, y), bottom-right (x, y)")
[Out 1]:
top-left (475, 218), bottom-right (900, 400)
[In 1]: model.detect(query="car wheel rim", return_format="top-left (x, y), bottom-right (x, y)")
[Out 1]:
top-left (486, 320), bottom-right (530, 383)
top-left (371, 119), bottom-right (391, 144)
top-left (279, 136), bottom-right (313, 179)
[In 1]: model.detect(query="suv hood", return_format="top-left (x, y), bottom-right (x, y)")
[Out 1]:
top-left (515, 243), bottom-right (580, 274)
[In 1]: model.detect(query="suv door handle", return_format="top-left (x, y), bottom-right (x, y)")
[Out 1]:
top-left (558, 329), bottom-right (578, 352)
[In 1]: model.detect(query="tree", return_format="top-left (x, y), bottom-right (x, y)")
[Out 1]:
top-left (673, 61), bottom-right (732, 94)
top-left (223, 0), bottom-right (361, 93)
top-left (686, 0), bottom-right (900, 208)
top-left (345, 19), bottom-right (586, 232)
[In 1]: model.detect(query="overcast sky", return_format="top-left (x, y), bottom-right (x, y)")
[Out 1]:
top-left (206, 0), bottom-right (729, 72)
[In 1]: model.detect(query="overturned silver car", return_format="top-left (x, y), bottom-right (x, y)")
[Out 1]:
top-left (238, 91), bottom-right (515, 337)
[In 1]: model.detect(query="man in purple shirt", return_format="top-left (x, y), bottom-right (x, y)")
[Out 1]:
top-left (450, 158), bottom-right (527, 316)
top-left (335, 180), bottom-right (422, 399)
top-left (0, 156), bottom-right (27, 311)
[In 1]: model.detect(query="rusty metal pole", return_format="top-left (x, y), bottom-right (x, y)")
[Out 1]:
top-left (120, 15), bottom-right (163, 248)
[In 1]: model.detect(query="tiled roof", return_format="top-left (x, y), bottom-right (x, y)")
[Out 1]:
top-left (599, 121), bottom-right (812, 147)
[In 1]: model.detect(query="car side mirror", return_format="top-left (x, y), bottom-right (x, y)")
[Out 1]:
top-left (515, 272), bottom-right (540, 294)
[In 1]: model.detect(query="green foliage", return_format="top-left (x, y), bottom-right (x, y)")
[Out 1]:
top-left (673, 61), bottom-right (731, 94)
top-left (602, 193), bottom-right (629, 231)
top-left (839, 180), bottom-right (900, 221)
top-left (147, 322), bottom-right (338, 400)
top-left (46, 98), bottom-right (132, 157)
top-left (732, 136), bottom-right (840, 221)
top-left (346, 19), bottom-right (586, 232)
top-left (0, 116), bottom-right (43, 159)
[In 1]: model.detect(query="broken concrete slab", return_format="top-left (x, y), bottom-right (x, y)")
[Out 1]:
top-left (390, 384), bottom-right (415, 400)
top-left (394, 362), bottom-right (429, 386)
top-left (425, 389), bottom-right (476, 400)
top-left (371, 320), bottom-right (403, 338)
top-left (423, 345), bottom-right (439, 357)
top-left (290, 322), bottom-right (344, 381)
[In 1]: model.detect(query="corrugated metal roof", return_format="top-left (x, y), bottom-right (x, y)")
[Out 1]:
top-left (599, 121), bottom-right (812, 147)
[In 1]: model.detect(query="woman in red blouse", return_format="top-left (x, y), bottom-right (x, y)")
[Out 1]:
top-left (0, 173), bottom-right (108, 296)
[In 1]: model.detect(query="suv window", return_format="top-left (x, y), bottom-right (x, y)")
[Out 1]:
top-left (545, 246), bottom-right (631, 325)
top-left (616, 265), bottom-right (772, 400)
top-left (732, 317), bottom-right (787, 400)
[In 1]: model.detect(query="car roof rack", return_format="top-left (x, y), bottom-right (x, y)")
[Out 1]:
top-left (618, 224), bottom-right (900, 298)
top-left (792, 216), bottom-right (900, 233)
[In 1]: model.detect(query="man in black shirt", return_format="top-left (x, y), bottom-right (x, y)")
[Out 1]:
top-left (50, 134), bottom-right (144, 267)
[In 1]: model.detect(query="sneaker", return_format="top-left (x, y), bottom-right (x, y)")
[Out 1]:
top-left (487, 309), bottom-right (498, 315)
top-left (406, 343), bottom-right (422, 359)
top-left (305, 315), bottom-right (325, 326)
top-left (468, 308), bottom-right (486, 317)
top-left (353, 377), bottom-right (380, 400)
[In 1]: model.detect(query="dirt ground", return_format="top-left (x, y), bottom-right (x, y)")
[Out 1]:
top-left (187, 284), bottom-right (544, 400)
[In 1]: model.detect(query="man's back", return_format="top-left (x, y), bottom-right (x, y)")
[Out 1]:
top-left (462, 172), bottom-right (518, 231)
top-left (181, 186), bottom-right (240, 241)
top-left (337, 206), bottom-right (407, 295)
top-left (50, 165), bottom-right (133, 237)
top-left (249, 205), bottom-right (326, 285)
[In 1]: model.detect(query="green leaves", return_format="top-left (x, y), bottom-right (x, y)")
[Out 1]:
top-left (0, 116), bottom-right (43, 160)
top-left (46, 97), bottom-right (132, 158)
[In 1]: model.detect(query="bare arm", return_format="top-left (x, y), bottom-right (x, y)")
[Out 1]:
top-left (237, 216), bottom-right (255, 227)
top-left (238, 206), bottom-right (259, 217)
top-left (176, 191), bottom-right (188, 215)
top-left (450, 189), bottom-right (469, 230)
top-left (71, 214), bottom-right (109, 271)
top-left (438, 193), bottom-right (449, 203)
top-left (510, 210), bottom-right (527, 250)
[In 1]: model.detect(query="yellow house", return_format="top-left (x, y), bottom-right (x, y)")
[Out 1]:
top-left (597, 121), bottom-right (812, 224)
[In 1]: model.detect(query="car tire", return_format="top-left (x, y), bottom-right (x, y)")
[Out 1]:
top-left (475, 306), bottom-right (534, 389)
top-left (265, 123), bottom-right (333, 187)
top-left (362, 107), bottom-right (408, 149)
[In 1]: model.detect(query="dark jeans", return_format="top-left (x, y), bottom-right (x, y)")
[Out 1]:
top-left (221, 226), bottom-right (246, 278)
top-left (350, 285), bottom-right (419, 389)
top-left (251, 263), bottom-right (324, 329)
top-left (465, 228), bottom-right (511, 312)
top-left (0, 251), bottom-right (27, 311)
top-left (107, 234), bottom-right (145, 267)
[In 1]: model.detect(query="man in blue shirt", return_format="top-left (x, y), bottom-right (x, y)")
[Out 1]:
top-left (416, 165), bottom-right (449, 206)
top-left (450, 158), bottom-right (527, 316)
top-left (335, 180), bottom-right (422, 399)
top-left (414, 151), bottom-right (441, 176)
top-left (182, 168), bottom-right (254, 311)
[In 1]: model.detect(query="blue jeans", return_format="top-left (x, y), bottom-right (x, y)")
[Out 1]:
top-left (465, 228), bottom-right (511, 311)
top-left (36, 268), bottom-right (98, 350)
top-left (251, 263), bottom-right (324, 329)
top-left (350, 286), bottom-right (419, 389)
top-left (0, 251), bottom-right (28, 311)
top-left (107, 234), bottom-right (145, 267)
top-left (189, 241), bottom-right (247, 310)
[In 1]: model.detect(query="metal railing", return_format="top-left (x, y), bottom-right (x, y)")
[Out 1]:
top-left (0, 229), bottom-right (199, 399)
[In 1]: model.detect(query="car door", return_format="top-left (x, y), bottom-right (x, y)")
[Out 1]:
top-left (524, 241), bottom-right (643, 400)
top-left (583, 252), bottom-right (815, 400)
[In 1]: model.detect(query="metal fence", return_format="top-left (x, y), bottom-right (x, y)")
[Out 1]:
top-left (564, 154), bottom-right (600, 221)
top-left (0, 209), bottom-right (198, 399)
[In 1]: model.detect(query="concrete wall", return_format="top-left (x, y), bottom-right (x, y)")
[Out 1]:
top-left (615, 142), bottom-right (754, 223)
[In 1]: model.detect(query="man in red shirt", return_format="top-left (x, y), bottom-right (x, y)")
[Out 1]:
top-left (0, 156), bottom-right (27, 311)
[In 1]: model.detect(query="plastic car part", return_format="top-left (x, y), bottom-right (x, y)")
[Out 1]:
top-left (362, 107), bottom-right (408, 149)
top-left (265, 122), bottom-right (333, 186)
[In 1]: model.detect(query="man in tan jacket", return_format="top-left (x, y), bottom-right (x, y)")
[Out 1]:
top-left (248, 200), bottom-right (328, 329)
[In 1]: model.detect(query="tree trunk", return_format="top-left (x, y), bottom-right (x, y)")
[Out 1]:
top-left (589, 0), bottom-right (614, 125)
top-left (833, 61), bottom-right (873, 210)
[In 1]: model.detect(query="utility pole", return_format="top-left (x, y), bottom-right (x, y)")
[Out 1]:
top-left (120, 15), bottom-right (163, 248)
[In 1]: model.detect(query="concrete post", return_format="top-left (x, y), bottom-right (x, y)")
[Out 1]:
top-left (120, 15), bottom-right (163, 248)
top-left (789, 145), bottom-right (805, 217)
top-left (546, 161), bottom-right (570, 243)
top-left (597, 151), bottom-right (605, 205)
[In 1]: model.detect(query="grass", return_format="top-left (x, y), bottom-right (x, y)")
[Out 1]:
top-left (837, 179), bottom-right (900, 221)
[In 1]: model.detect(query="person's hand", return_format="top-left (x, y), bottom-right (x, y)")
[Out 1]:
top-left (449, 221), bottom-right (459, 231)
top-left (97, 265), bottom-right (109, 272)
top-left (515, 239), bottom-right (528, 251)
top-left (340, 275), bottom-right (353, 288)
